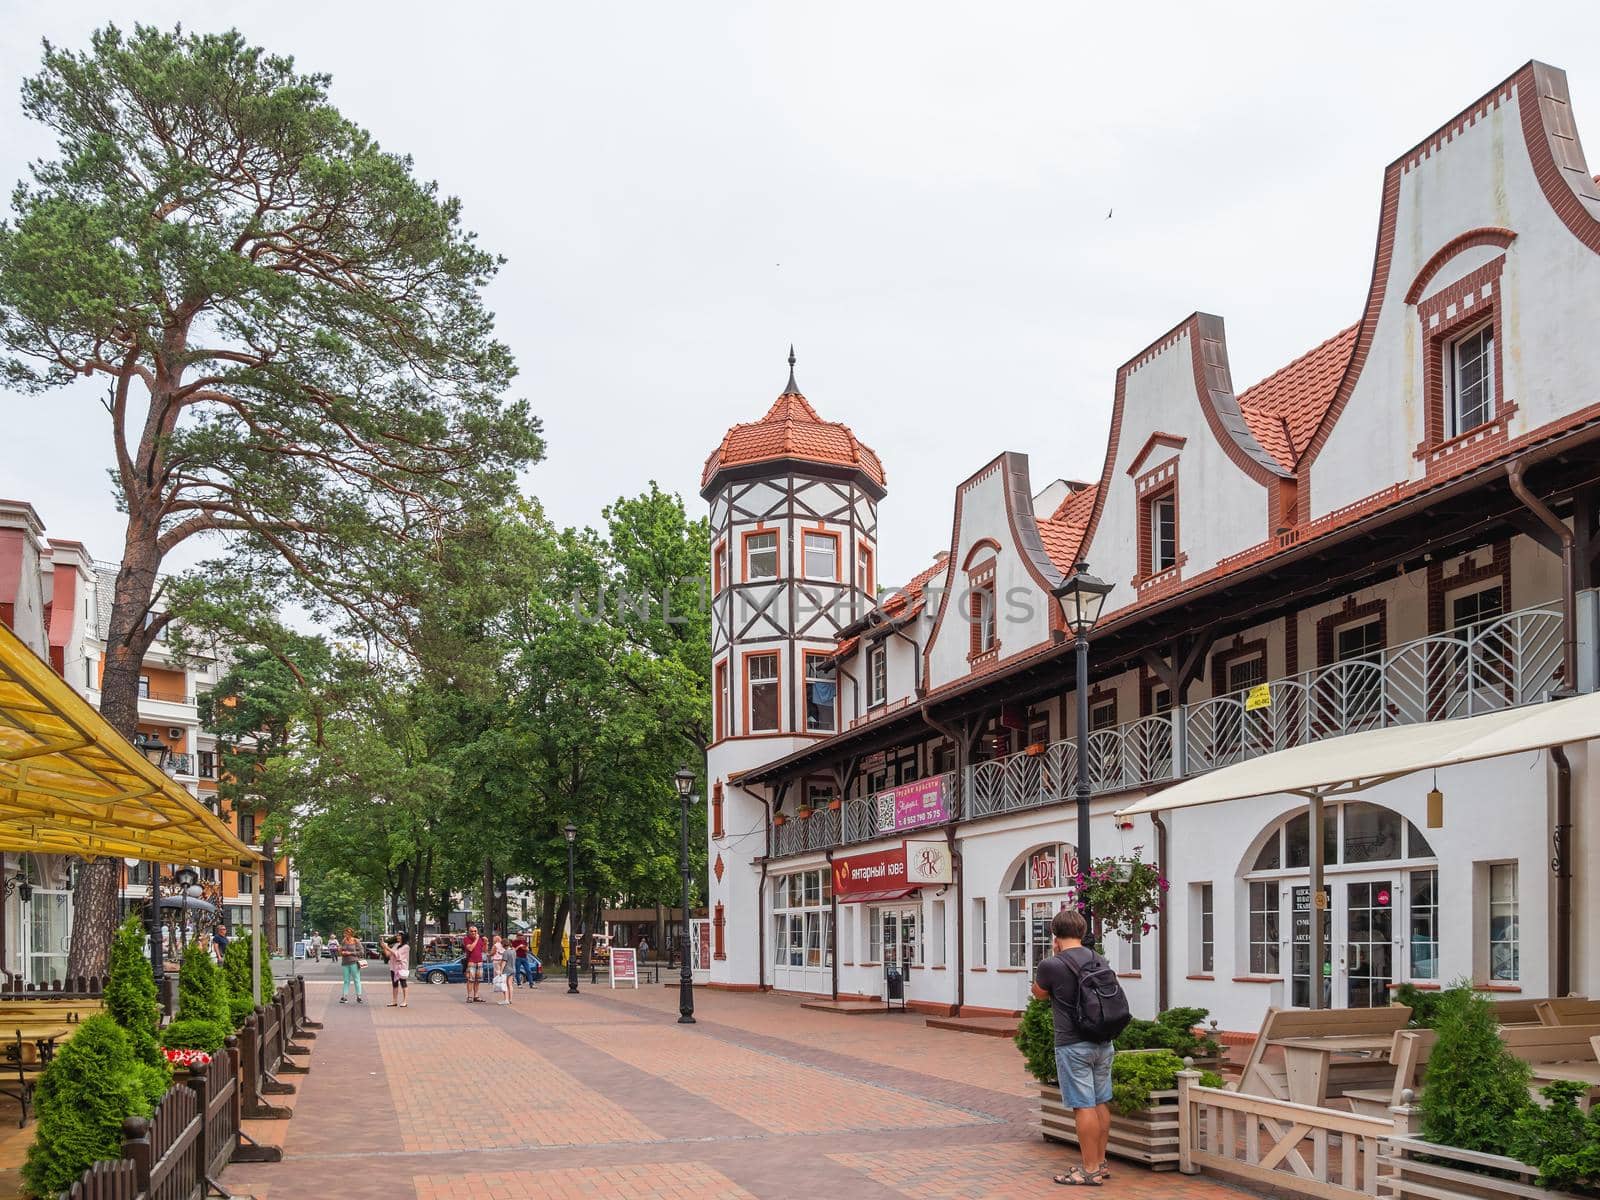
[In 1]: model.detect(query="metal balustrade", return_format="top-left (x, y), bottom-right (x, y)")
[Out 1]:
top-left (768, 603), bottom-right (1567, 858)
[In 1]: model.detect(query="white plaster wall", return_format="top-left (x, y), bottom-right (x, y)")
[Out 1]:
top-left (1313, 80), bottom-right (1600, 518)
top-left (1087, 329), bottom-right (1270, 616)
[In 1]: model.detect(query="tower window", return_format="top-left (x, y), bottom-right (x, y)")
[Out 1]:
top-left (747, 653), bottom-right (779, 732)
top-left (714, 660), bottom-right (730, 741)
top-left (745, 531), bottom-right (778, 581)
top-left (857, 542), bottom-right (874, 598)
top-left (713, 540), bottom-right (729, 594)
top-left (803, 531), bottom-right (838, 581)
top-left (805, 654), bottom-right (837, 732)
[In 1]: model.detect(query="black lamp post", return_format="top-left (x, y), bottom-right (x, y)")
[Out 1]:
top-left (563, 823), bottom-right (579, 995)
top-left (133, 731), bottom-right (172, 773)
top-left (674, 766), bottom-right (697, 1024)
top-left (1052, 562), bottom-right (1113, 944)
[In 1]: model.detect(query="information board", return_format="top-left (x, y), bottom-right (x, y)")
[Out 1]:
top-left (609, 946), bottom-right (638, 989)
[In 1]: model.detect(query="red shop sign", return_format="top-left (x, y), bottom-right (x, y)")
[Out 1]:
top-left (831, 847), bottom-right (908, 897)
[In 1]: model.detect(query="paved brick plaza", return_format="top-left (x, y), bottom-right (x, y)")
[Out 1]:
top-left (225, 974), bottom-right (1251, 1199)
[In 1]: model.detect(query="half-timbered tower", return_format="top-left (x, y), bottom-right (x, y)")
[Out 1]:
top-left (701, 352), bottom-right (885, 991)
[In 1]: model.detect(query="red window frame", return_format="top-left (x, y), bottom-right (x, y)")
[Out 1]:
top-left (713, 539), bottom-right (728, 594)
top-left (714, 659), bottom-right (730, 742)
top-left (802, 650), bottom-right (837, 733)
top-left (801, 528), bottom-right (840, 582)
top-left (742, 528), bottom-right (779, 582)
top-left (857, 540), bottom-right (875, 597)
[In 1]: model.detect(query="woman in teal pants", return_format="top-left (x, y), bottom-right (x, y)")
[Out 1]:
top-left (339, 927), bottom-right (364, 1003)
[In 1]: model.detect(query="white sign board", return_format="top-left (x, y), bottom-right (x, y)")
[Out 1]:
top-left (609, 946), bottom-right (638, 989)
top-left (904, 839), bottom-right (954, 885)
top-left (689, 918), bottom-right (711, 971)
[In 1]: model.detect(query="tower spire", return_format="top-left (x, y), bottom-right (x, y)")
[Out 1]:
top-left (785, 344), bottom-right (798, 394)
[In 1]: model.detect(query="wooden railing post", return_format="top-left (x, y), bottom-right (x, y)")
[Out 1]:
top-left (1176, 1069), bottom-right (1199, 1176)
top-left (120, 1115), bottom-right (153, 1194)
top-left (184, 1056), bottom-right (212, 1187)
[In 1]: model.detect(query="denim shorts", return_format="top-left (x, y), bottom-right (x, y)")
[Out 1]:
top-left (1056, 1041), bottom-right (1114, 1109)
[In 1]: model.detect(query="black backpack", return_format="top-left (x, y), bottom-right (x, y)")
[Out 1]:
top-left (1064, 949), bottom-right (1132, 1042)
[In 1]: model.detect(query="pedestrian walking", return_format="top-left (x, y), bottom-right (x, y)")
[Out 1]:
top-left (513, 933), bottom-right (535, 987)
top-left (338, 927), bottom-right (365, 1004)
top-left (462, 924), bottom-right (487, 1003)
top-left (325, 933), bottom-right (338, 962)
top-left (1031, 909), bottom-right (1131, 1187)
top-left (382, 932), bottom-right (410, 1008)
top-left (211, 922), bottom-right (230, 964)
top-left (637, 931), bottom-right (650, 962)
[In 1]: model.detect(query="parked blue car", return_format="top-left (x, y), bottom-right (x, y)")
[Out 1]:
top-left (417, 954), bottom-right (542, 985)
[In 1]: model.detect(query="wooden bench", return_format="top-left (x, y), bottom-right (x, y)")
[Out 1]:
top-left (1237, 1006), bottom-right (1411, 1107)
top-left (1490, 997), bottom-right (1552, 1026)
top-left (1535, 998), bottom-right (1600, 1026)
top-left (1346, 1028), bottom-right (1436, 1118)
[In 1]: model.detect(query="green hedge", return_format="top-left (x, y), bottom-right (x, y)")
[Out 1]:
top-left (1109, 1050), bottom-right (1223, 1116)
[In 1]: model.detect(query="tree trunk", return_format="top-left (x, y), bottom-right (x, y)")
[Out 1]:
top-left (68, 527), bottom-right (163, 978)
top-left (549, 896), bottom-right (569, 966)
top-left (481, 856), bottom-right (494, 936)
top-left (538, 891), bottom-right (556, 963)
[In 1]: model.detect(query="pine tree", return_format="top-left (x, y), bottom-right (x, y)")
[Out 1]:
top-left (21, 1016), bottom-right (149, 1197)
top-left (105, 915), bottom-right (165, 1072)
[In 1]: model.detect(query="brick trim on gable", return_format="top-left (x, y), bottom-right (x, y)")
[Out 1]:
top-left (1416, 255), bottom-right (1514, 475)
top-left (1404, 228), bottom-right (1517, 303)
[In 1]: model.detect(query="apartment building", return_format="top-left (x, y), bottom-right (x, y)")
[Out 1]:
top-left (704, 60), bottom-right (1600, 1032)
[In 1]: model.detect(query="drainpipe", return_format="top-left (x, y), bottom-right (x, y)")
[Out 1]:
top-left (891, 624), bottom-right (923, 693)
top-left (1507, 460), bottom-right (1577, 998)
top-left (1150, 813), bottom-right (1170, 1013)
top-left (923, 709), bottom-right (966, 1014)
top-left (757, 785), bottom-right (774, 992)
top-left (825, 847), bottom-right (839, 1002)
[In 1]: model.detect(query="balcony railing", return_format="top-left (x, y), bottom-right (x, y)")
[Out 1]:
top-left (771, 603), bottom-right (1566, 857)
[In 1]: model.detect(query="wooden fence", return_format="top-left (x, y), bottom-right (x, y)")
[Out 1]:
top-left (1381, 1102), bottom-right (1585, 1200)
top-left (120, 1081), bottom-right (204, 1200)
top-left (1, 975), bottom-right (106, 998)
top-left (59, 1158), bottom-right (138, 1200)
top-left (1176, 1070), bottom-right (1392, 1199)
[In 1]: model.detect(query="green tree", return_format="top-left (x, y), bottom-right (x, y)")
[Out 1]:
top-left (0, 24), bottom-right (542, 975)
top-left (1420, 982), bottom-right (1531, 1155)
top-left (105, 915), bottom-right (166, 1074)
top-left (300, 866), bottom-right (376, 937)
top-left (22, 1016), bottom-right (151, 1198)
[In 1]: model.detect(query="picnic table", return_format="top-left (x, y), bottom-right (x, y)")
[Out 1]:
top-left (1269, 1034), bottom-right (1397, 1108)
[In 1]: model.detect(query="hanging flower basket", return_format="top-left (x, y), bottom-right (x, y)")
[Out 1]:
top-left (827, 798), bottom-right (843, 811)
top-left (1024, 742), bottom-right (1046, 756)
top-left (1075, 848), bottom-right (1166, 941)
top-left (773, 814), bottom-right (787, 827)
top-left (797, 806), bottom-right (814, 821)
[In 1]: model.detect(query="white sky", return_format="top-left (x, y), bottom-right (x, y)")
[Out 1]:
top-left (2, 3), bottom-right (1598, 586)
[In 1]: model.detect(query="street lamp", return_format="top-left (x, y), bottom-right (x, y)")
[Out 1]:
top-left (563, 823), bottom-right (579, 995)
top-left (1052, 562), bottom-right (1113, 944)
top-left (674, 766), bottom-right (697, 1024)
top-left (173, 865), bottom-right (202, 953)
top-left (133, 732), bottom-right (172, 772)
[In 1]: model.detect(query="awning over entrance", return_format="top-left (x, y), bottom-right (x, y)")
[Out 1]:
top-left (840, 887), bottom-right (919, 905)
top-left (1115, 690), bottom-right (1600, 816)
top-left (0, 621), bottom-right (257, 869)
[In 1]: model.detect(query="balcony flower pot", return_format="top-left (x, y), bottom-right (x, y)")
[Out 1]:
top-left (827, 799), bottom-right (843, 811)
top-left (1024, 742), bottom-right (1046, 756)
top-left (797, 807), bottom-right (814, 821)
top-left (772, 814), bottom-right (787, 827)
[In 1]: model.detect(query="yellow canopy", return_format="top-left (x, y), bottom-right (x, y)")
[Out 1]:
top-left (0, 620), bottom-right (258, 870)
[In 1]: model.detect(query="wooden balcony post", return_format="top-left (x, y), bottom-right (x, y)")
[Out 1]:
top-left (1176, 1069), bottom-right (1199, 1175)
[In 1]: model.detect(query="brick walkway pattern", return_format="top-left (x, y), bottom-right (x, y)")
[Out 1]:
top-left (223, 972), bottom-right (1254, 1200)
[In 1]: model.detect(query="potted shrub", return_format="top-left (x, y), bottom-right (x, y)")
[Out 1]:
top-left (1115, 1005), bottom-right (1224, 1069)
top-left (160, 942), bottom-right (231, 1054)
top-left (797, 806), bottom-right (814, 821)
top-left (1025, 742), bottom-right (1046, 756)
top-left (1386, 982), bottom-right (1594, 1199)
top-left (1016, 997), bottom-right (1222, 1170)
top-left (827, 797), bottom-right (843, 811)
top-left (773, 813), bottom-right (787, 827)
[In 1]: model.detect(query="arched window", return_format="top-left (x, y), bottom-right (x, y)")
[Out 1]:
top-left (1004, 843), bottom-right (1079, 969)
top-left (1241, 802), bottom-right (1438, 1009)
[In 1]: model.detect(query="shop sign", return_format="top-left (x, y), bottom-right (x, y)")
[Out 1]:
top-left (832, 846), bottom-right (908, 896)
top-left (1030, 848), bottom-right (1059, 891)
top-left (905, 840), bottom-right (953, 885)
top-left (873, 775), bottom-right (949, 833)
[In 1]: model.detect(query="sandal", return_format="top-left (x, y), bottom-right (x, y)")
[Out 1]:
top-left (1053, 1167), bottom-right (1101, 1187)
top-left (387, 1003), bottom-right (398, 1007)
top-left (1090, 1167), bottom-right (1112, 1182)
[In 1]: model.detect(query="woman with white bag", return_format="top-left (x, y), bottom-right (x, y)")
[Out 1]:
top-left (382, 931), bottom-right (411, 1008)
top-left (492, 933), bottom-right (515, 1006)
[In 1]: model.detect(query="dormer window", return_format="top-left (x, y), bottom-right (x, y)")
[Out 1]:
top-left (745, 531), bottom-right (778, 581)
top-left (1449, 322), bottom-right (1495, 436)
top-left (1147, 490), bottom-right (1177, 573)
top-left (969, 582), bottom-right (997, 654)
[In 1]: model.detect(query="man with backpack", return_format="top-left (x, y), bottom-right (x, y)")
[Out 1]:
top-left (1032, 908), bottom-right (1131, 1187)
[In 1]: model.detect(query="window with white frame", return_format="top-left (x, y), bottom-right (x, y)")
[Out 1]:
top-left (857, 542), bottom-right (873, 598)
top-left (1148, 491), bottom-right (1177, 572)
top-left (803, 531), bottom-right (837, 581)
top-left (745, 531), bottom-right (778, 581)
top-left (1448, 322), bottom-right (1495, 436)
top-left (1005, 844), bottom-right (1080, 969)
top-left (972, 897), bottom-right (987, 967)
top-left (1248, 880), bottom-right (1280, 975)
top-left (1409, 868), bottom-right (1438, 981)
top-left (771, 869), bottom-right (832, 969)
top-left (1194, 883), bottom-right (1215, 974)
top-left (747, 653), bottom-right (779, 732)
top-left (1487, 862), bottom-right (1518, 982)
top-left (873, 906), bottom-right (921, 967)
top-left (1451, 584), bottom-right (1503, 632)
top-left (714, 540), bottom-right (729, 593)
top-left (867, 643), bottom-right (887, 707)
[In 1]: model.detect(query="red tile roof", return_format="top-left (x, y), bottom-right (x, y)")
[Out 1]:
top-left (1038, 484), bottom-right (1098, 571)
top-left (830, 552), bottom-right (949, 658)
top-left (1236, 325), bottom-right (1358, 470)
top-left (702, 389), bottom-right (885, 491)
